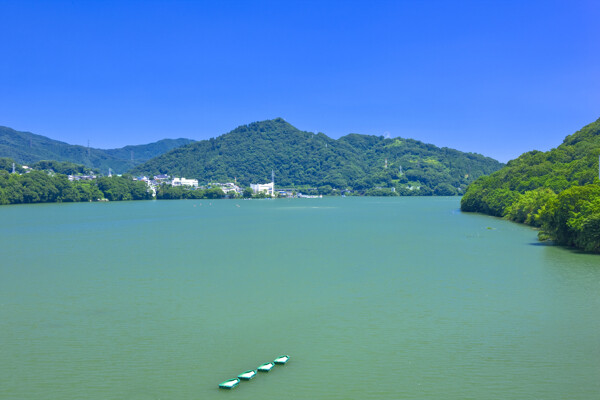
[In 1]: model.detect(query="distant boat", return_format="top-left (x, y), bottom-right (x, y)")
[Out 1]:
top-left (218, 378), bottom-right (240, 389)
top-left (273, 355), bottom-right (290, 364)
top-left (257, 362), bottom-right (275, 372)
top-left (237, 370), bottom-right (257, 380)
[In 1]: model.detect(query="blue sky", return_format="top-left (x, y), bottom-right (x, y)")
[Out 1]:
top-left (1, 0), bottom-right (599, 162)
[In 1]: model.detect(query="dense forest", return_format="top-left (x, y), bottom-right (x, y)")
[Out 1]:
top-left (131, 118), bottom-right (503, 195)
top-left (0, 118), bottom-right (505, 206)
top-left (461, 118), bottom-right (600, 252)
top-left (155, 185), bottom-right (226, 200)
top-left (0, 157), bottom-right (228, 205)
top-left (0, 157), bottom-right (151, 204)
top-left (0, 126), bottom-right (194, 174)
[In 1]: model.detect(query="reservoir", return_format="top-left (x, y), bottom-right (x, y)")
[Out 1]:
top-left (0, 197), bottom-right (598, 399)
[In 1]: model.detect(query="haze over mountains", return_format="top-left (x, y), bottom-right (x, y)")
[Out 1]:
top-left (0, 126), bottom-right (194, 174)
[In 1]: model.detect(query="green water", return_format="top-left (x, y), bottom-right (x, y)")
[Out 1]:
top-left (1, 197), bottom-right (598, 399)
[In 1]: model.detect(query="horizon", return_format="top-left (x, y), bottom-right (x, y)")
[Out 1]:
top-left (5, 115), bottom-right (600, 164)
top-left (1, 0), bottom-right (599, 163)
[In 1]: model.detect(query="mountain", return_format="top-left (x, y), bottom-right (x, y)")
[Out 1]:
top-left (0, 126), bottom-right (194, 174)
top-left (131, 118), bottom-right (503, 195)
top-left (461, 117), bottom-right (600, 252)
top-left (102, 139), bottom-right (196, 164)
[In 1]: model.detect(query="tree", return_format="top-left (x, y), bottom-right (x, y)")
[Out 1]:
top-left (242, 187), bottom-right (253, 198)
top-left (317, 185), bottom-right (333, 195)
top-left (433, 183), bottom-right (457, 196)
top-left (0, 158), bottom-right (24, 173)
top-left (504, 188), bottom-right (556, 226)
top-left (538, 185), bottom-right (600, 251)
top-left (203, 188), bottom-right (226, 199)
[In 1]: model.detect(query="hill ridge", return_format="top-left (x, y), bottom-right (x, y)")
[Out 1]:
top-left (131, 118), bottom-right (503, 195)
top-left (460, 117), bottom-right (600, 252)
top-left (0, 125), bottom-right (194, 173)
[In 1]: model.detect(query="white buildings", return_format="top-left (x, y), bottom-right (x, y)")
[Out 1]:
top-left (153, 174), bottom-right (170, 182)
top-left (250, 182), bottom-right (274, 197)
top-left (172, 177), bottom-right (199, 187)
top-left (211, 182), bottom-right (241, 194)
top-left (68, 174), bottom-right (97, 181)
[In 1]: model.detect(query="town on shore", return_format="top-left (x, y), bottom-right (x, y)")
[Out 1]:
top-left (70, 170), bottom-right (322, 198)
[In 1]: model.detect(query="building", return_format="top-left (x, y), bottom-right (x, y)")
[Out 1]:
top-left (68, 174), bottom-right (97, 181)
top-left (250, 182), bottom-right (274, 197)
top-left (172, 177), bottom-right (199, 187)
top-left (211, 182), bottom-right (241, 194)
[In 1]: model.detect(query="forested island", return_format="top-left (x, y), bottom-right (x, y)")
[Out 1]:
top-left (461, 118), bottom-right (600, 253)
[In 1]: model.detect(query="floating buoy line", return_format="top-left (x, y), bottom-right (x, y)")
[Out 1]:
top-left (218, 355), bottom-right (290, 389)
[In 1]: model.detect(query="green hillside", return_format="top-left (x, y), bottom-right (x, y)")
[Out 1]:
top-left (0, 162), bottom-right (152, 205)
top-left (131, 118), bottom-right (503, 195)
top-left (103, 139), bottom-right (195, 164)
top-left (0, 126), bottom-right (194, 173)
top-left (0, 157), bottom-right (230, 205)
top-left (461, 118), bottom-right (600, 252)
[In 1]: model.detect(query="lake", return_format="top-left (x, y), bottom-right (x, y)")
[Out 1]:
top-left (0, 197), bottom-right (598, 399)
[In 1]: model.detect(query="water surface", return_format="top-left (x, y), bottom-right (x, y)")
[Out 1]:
top-left (1, 197), bottom-right (598, 399)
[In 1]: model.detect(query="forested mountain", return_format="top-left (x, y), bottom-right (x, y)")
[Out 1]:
top-left (461, 118), bottom-right (600, 252)
top-left (131, 118), bottom-right (502, 195)
top-left (102, 139), bottom-right (195, 164)
top-left (0, 126), bottom-right (194, 173)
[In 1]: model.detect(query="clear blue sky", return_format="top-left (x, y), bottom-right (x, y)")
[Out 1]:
top-left (1, 0), bottom-right (599, 162)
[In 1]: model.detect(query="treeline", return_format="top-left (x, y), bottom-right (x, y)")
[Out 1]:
top-left (131, 118), bottom-right (503, 195)
top-left (156, 185), bottom-right (227, 200)
top-left (30, 160), bottom-right (99, 175)
top-left (0, 158), bottom-right (152, 205)
top-left (1, 157), bottom-right (100, 176)
top-left (461, 118), bottom-right (600, 252)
